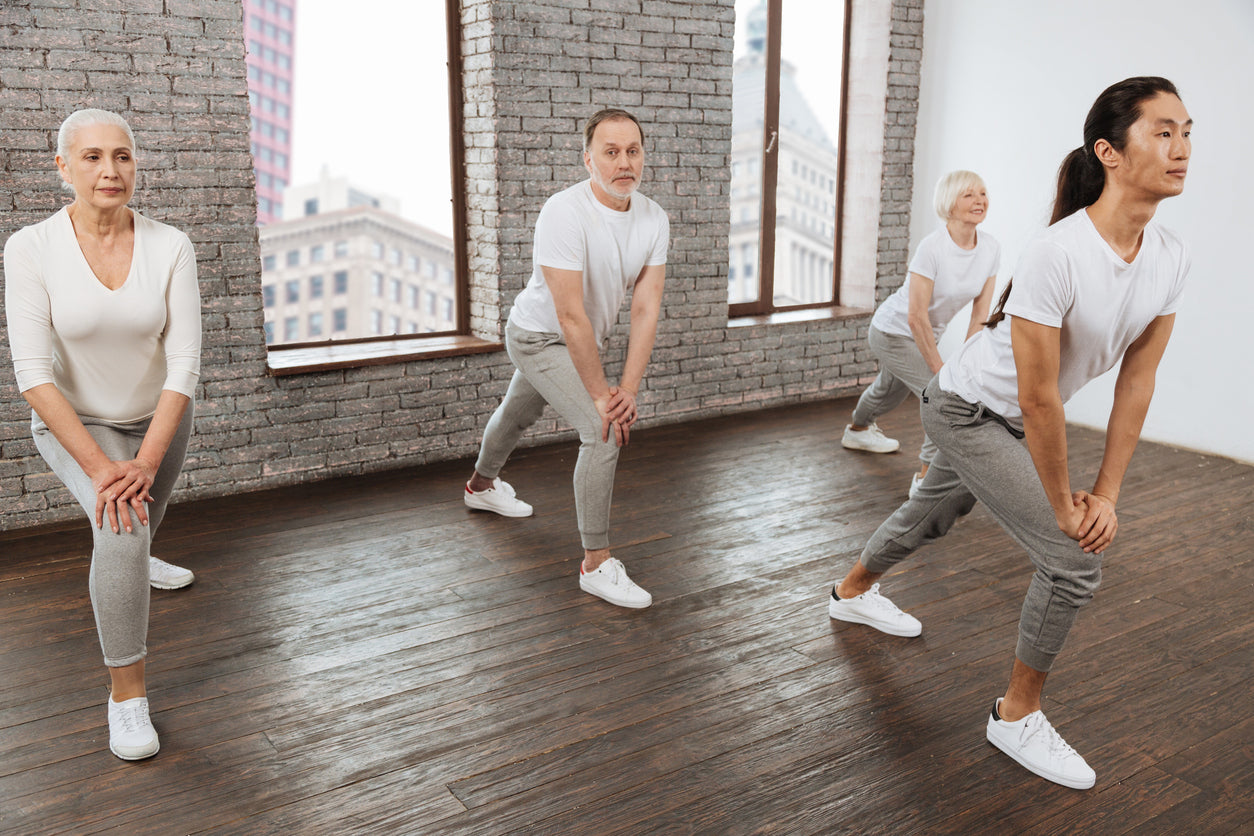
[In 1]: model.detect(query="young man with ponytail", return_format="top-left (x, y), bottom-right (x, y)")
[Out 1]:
top-left (826, 77), bottom-right (1192, 789)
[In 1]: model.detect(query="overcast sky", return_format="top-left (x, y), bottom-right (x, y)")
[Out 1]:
top-left (290, 0), bottom-right (453, 235)
top-left (290, 1), bottom-right (843, 236)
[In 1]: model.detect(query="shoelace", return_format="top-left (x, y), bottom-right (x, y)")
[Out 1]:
top-left (1022, 713), bottom-right (1079, 759)
top-left (863, 583), bottom-right (900, 613)
top-left (114, 702), bottom-right (149, 734)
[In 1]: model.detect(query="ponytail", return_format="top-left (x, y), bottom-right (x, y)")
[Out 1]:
top-left (986, 145), bottom-right (1105, 328)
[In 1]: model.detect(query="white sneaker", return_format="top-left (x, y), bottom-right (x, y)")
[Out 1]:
top-left (108, 696), bottom-right (160, 761)
top-left (842, 423), bottom-right (900, 453)
top-left (908, 472), bottom-right (923, 499)
top-left (828, 583), bottom-right (922, 637)
top-left (579, 557), bottom-right (652, 609)
top-left (149, 556), bottom-right (194, 590)
top-left (464, 478), bottom-right (533, 518)
top-left (986, 698), bottom-right (1095, 789)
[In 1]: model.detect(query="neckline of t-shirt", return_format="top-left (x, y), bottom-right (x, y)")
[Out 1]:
top-left (1080, 208), bottom-right (1144, 270)
top-left (582, 180), bottom-right (636, 221)
top-left (60, 206), bottom-right (140, 294)
top-left (940, 226), bottom-right (980, 255)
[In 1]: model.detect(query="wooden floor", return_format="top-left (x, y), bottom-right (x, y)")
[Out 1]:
top-left (1, 396), bottom-right (1251, 835)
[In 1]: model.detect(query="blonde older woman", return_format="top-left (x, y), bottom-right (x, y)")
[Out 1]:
top-left (4, 108), bottom-right (201, 760)
top-left (841, 170), bottom-right (1000, 497)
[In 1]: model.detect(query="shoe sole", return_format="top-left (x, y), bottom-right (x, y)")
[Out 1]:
top-left (841, 440), bottom-right (900, 453)
top-left (580, 580), bottom-right (652, 609)
top-left (985, 723), bottom-right (1095, 790)
top-left (463, 497), bottom-right (533, 518)
top-left (828, 600), bottom-right (921, 637)
top-left (110, 740), bottom-right (160, 760)
top-left (149, 577), bottom-right (193, 590)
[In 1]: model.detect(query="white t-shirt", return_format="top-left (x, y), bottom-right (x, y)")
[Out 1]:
top-left (5, 207), bottom-right (202, 423)
top-left (871, 226), bottom-right (1000, 340)
top-left (508, 179), bottom-right (670, 344)
top-left (939, 209), bottom-right (1189, 423)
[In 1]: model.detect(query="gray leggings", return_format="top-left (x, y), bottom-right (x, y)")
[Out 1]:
top-left (32, 405), bottom-right (194, 667)
top-left (859, 380), bottom-right (1102, 672)
top-left (851, 325), bottom-right (938, 465)
top-left (475, 322), bottom-right (620, 550)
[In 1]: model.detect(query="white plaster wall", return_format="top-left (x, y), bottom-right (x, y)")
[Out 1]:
top-left (912, 0), bottom-right (1254, 463)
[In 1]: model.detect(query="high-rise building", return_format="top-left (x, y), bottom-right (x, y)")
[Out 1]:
top-left (730, 0), bottom-right (841, 307)
top-left (243, 0), bottom-right (296, 225)
top-left (259, 172), bottom-right (458, 345)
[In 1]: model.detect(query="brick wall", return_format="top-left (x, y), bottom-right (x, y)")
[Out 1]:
top-left (0, 0), bottom-right (923, 532)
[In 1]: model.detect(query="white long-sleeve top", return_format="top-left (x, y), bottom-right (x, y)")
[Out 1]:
top-left (4, 207), bottom-right (202, 424)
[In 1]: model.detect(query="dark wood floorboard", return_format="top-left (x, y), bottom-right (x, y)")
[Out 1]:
top-left (1, 396), bottom-right (1251, 835)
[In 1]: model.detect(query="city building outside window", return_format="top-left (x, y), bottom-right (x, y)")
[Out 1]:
top-left (254, 0), bottom-right (469, 355)
top-left (730, 0), bottom-right (850, 316)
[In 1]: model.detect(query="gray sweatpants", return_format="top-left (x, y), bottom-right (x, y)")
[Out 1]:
top-left (475, 322), bottom-right (620, 550)
top-left (850, 325), bottom-right (939, 465)
top-left (32, 405), bottom-right (194, 667)
top-left (859, 379), bottom-right (1102, 672)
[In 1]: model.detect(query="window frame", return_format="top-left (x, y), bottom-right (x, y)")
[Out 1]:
top-left (728, 0), bottom-right (854, 319)
top-left (263, 0), bottom-right (480, 372)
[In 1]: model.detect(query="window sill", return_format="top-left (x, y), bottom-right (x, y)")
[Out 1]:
top-left (265, 334), bottom-right (503, 376)
top-left (728, 305), bottom-right (872, 328)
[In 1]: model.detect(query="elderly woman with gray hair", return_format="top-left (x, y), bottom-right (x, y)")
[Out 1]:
top-left (3, 108), bottom-right (201, 760)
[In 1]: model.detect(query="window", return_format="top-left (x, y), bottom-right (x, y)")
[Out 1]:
top-left (286, 249), bottom-right (299, 267)
top-left (264, 321), bottom-right (275, 344)
top-left (308, 312), bottom-right (324, 338)
top-left (259, 1), bottom-right (468, 360)
top-left (729, 0), bottom-right (850, 315)
top-left (262, 285), bottom-right (276, 307)
top-left (285, 280), bottom-right (300, 304)
top-left (262, 254), bottom-right (276, 271)
top-left (284, 316), bottom-right (299, 341)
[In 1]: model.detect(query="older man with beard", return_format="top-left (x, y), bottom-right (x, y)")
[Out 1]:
top-left (461, 108), bottom-right (670, 609)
